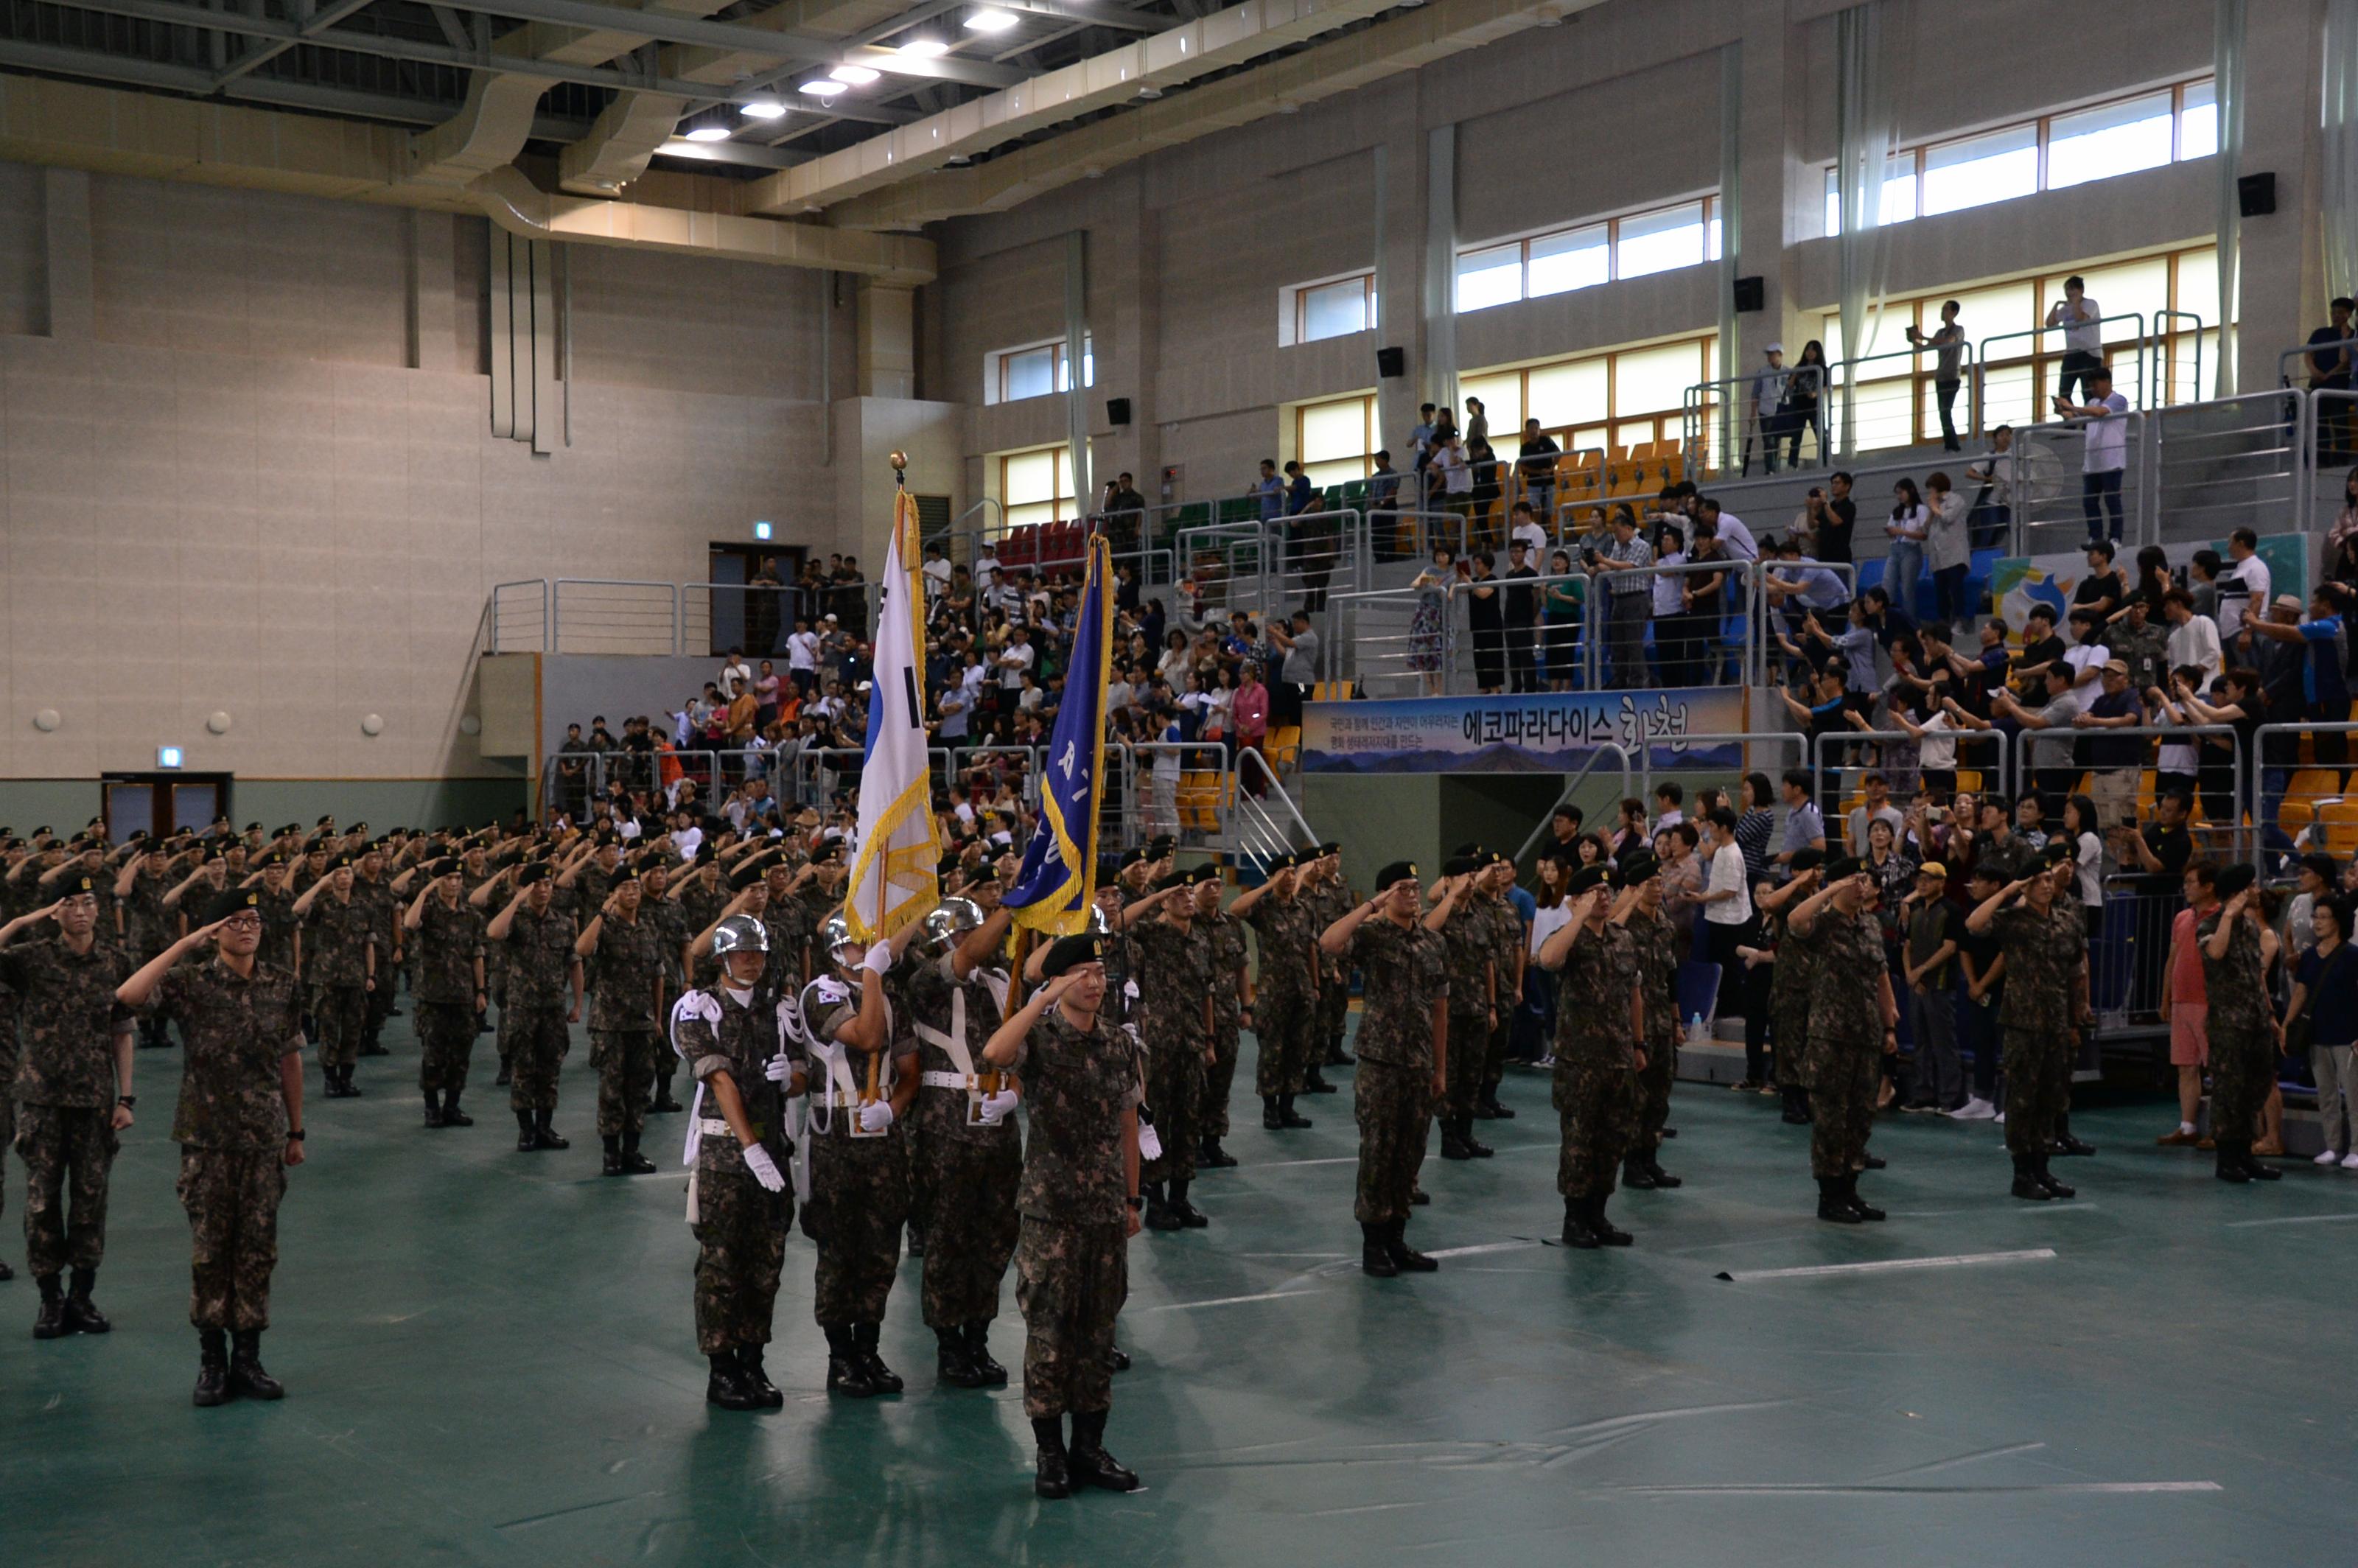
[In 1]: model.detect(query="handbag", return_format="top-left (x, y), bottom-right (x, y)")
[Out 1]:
top-left (2285, 942), bottom-right (2352, 1056)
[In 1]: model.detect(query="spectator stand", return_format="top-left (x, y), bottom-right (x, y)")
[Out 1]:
top-left (1502, 741), bottom-right (1635, 872)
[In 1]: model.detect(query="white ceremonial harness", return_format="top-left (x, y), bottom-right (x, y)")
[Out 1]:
top-left (910, 967), bottom-right (1010, 1126)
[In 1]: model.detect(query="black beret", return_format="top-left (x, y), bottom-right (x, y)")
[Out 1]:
top-left (1147, 834), bottom-right (1176, 856)
top-left (1188, 864), bottom-right (1221, 886)
top-left (1318, 841), bottom-right (1341, 856)
top-left (1567, 864), bottom-right (1613, 895)
top-left (428, 857), bottom-right (461, 878)
top-left (1791, 847), bottom-right (1827, 873)
top-left (2215, 862), bottom-right (2258, 897)
top-left (1441, 855), bottom-right (1476, 878)
top-left (200, 887), bottom-right (262, 925)
top-left (729, 864), bottom-right (766, 892)
top-left (1120, 847), bottom-right (1148, 868)
top-left (1374, 861), bottom-right (1418, 892)
top-left (1040, 933), bottom-right (1105, 978)
top-left (1967, 861), bottom-right (2009, 882)
top-left (694, 842), bottom-right (718, 867)
top-left (514, 864), bottom-right (549, 888)
top-left (1822, 855), bottom-right (1864, 881)
top-left (1452, 841), bottom-right (1482, 858)
top-left (329, 853), bottom-right (355, 870)
top-left (1620, 851), bottom-right (1661, 883)
top-left (58, 873), bottom-right (97, 896)
top-left (1152, 869), bottom-right (1191, 893)
top-left (2041, 841), bottom-right (2076, 864)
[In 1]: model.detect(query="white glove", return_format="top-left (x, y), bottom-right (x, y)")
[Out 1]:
top-left (862, 942), bottom-right (893, 977)
top-left (763, 1051), bottom-right (792, 1083)
top-left (742, 1144), bottom-right (786, 1192)
top-left (977, 1089), bottom-right (1020, 1125)
top-left (857, 1100), bottom-right (895, 1133)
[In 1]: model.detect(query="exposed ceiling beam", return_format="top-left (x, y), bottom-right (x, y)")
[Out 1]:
top-left (989, 1), bottom-right (1177, 32)
top-left (648, 134), bottom-right (805, 169)
top-left (210, 0), bottom-right (380, 87)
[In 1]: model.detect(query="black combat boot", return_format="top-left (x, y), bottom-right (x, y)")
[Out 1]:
top-left (1816, 1176), bottom-right (1863, 1222)
top-left (650, 1079), bottom-right (683, 1114)
top-left (1844, 1175), bottom-right (1886, 1222)
top-left (423, 1090), bottom-right (446, 1128)
top-left (1068, 1410), bottom-right (1141, 1492)
top-left (906, 1219), bottom-right (926, 1259)
top-left (515, 1110), bottom-right (538, 1152)
top-left (1480, 1089), bottom-right (1516, 1121)
top-left (1032, 1416), bottom-right (1073, 1499)
top-left (1278, 1094), bottom-right (1312, 1130)
top-left (601, 1135), bottom-right (625, 1176)
top-left (965, 1320), bottom-right (1008, 1385)
top-left (1560, 1198), bottom-right (1600, 1248)
top-left (1304, 1068), bottom-right (1337, 1094)
top-left (533, 1109), bottom-right (570, 1150)
top-left (494, 1061), bottom-right (514, 1087)
top-left (1440, 1120), bottom-right (1474, 1161)
top-left (62, 1268), bottom-right (108, 1334)
top-left (854, 1322), bottom-right (903, 1393)
top-left (229, 1329), bottom-right (284, 1400)
top-left (1166, 1179), bottom-right (1208, 1228)
top-left (1644, 1155), bottom-right (1682, 1189)
top-left (1589, 1194), bottom-right (1633, 1246)
top-left (2051, 1115), bottom-right (2096, 1157)
top-left (1409, 1186), bottom-right (1430, 1206)
top-left (2215, 1141), bottom-right (2251, 1183)
top-left (2010, 1153), bottom-right (2051, 1200)
top-left (1361, 1221), bottom-right (1399, 1277)
top-left (1782, 1087), bottom-right (1812, 1125)
top-left (0, 1256), bottom-right (13, 1281)
top-left (706, 1351), bottom-right (763, 1410)
top-left (1197, 1136), bottom-right (1237, 1169)
top-left (1621, 1155), bottom-right (1659, 1191)
top-left (619, 1130), bottom-right (657, 1175)
top-left (824, 1323), bottom-right (875, 1397)
top-left (193, 1329), bottom-right (231, 1407)
top-left (1385, 1219), bottom-right (1438, 1273)
top-left (1262, 1096), bottom-right (1284, 1130)
top-left (1108, 1344), bottom-right (1130, 1372)
top-left (1142, 1181), bottom-right (1180, 1232)
top-left (32, 1275), bottom-right (66, 1339)
top-left (441, 1091), bottom-right (472, 1128)
top-left (2242, 1146), bottom-right (2283, 1181)
top-left (2035, 1155), bottom-right (2075, 1200)
top-left (936, 1324), bottom-right (990, 1387)
top-left (1859, 1153), bottom-right (1886, 1170)
top-left (1463, 1120), bottom-right (1494, 1158)
top-left (738, 1344), bottom-right (785, 1407)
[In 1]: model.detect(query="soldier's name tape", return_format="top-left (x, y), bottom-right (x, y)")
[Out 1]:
top-left (1715, 1247), bottom-right (2057, 1283)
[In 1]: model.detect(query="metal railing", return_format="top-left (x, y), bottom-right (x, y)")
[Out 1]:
top-left (2149, 389), bottom-right (2305, 547)
top-left (2257, 722), bottom-right (2358, 860)
top-left (1810, 729), bottom-right (2009, 819)
top-left (2150, 310), bottom-right (2206, 407)
top-left (1756, 558), bottom-right (1861, 683)
top-left (489, 581), bottom-right (550, 654)
top-left (2004, 410), bottom-right (2149, 553)
top-left (1628, 731), bottom-right (1809, 838)
top-left (1682, 364), bottom-right (1829, 481)
top-left (553, 579), bottom-right (683, 655)
top-left (1973, 312), bottom-right (2147, 437)
top-left (2279, 335), bottom-right (2358, 391)
top-left (1231, 746), bottom-right (1319, 872)
top-left (1508, 741), bottom-right (1634, 869)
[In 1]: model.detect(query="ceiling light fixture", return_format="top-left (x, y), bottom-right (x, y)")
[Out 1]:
top-left (685, 125), bottom-right (732, 141)
top-left (899, 38), bottom-right (948, 56)
top-left (740, 99), bottom-right (787, 119)
top-left (830, 63), bottom-right (880, 84)
top-left (965, 7), bottom-right (1018, 32)
top-left (800, 79), bottom-right (849, 97)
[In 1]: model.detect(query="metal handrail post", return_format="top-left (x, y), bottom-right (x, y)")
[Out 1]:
top-left (1507, 740), bottom-right (1634, 867)
top-left (1973, 311), bottom-right (2148, 435)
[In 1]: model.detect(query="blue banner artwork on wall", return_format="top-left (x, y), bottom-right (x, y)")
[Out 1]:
top-left (1301, 687), bottom-right (1753, 774)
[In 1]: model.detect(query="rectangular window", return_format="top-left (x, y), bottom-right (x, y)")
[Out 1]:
top-left (987, 338), bottom-right (1092, 405)
top-left (1920, 123), bottom-right (2039, 217)
top-left (1527, 223), bottom-right (1609, 299)
top-left (2047, 90), bottom-right (2174, 189)
top-left (1455, 197), bottom-right (1719, 315)
top-left (1000, 446), bottom-right (1077, 530)
top-left (1455, 244), bottom-right (1523, 314)
top-left (1294, 273), bottom-right (1376, 343)
top-left (1295, 395), bottom-right (1375, 489)
top-left (2179, 78), bottom-right (2217, 160)
top-left (1614, 202), bottom-right (1704, 281)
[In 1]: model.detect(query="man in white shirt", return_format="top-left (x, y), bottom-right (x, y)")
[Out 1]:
top-left (998, 627), bottom-right (1035, 692)
top-left (1508, 501), bottom-right (1549, 559)
top-left (2046, 276), bottom-right (2105, 403)
top-left (1844, 771), bottom-right (1908, 855)
top-left (2054, 364), bottom-right (2129, 543)
top-left (2215, 527), bottom-right (2270, 650)
top-left (1697, 808), bottom-right (1753, 1018)
top-left (1696, 498), bottom-right (1757, 561)
top-left (920, 543), bottom-right (953, 601)
top-left (2062, 609), bottom-right (2111, 690)
top-left (716, 649), bottom-right (752, 700)
top-left (786, 620), bottom-right (820, 696)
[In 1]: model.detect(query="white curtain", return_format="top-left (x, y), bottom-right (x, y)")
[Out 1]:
top-left (1834, 0), bottom-right (1909, 455)
top-left (2214, 0), bottom-right (2245, 399)
top-left (2325, 0), bottom-right (2358, 309)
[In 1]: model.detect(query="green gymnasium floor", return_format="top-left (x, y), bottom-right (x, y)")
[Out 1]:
top-left (3, 1015), bottom-right (2350, 1568)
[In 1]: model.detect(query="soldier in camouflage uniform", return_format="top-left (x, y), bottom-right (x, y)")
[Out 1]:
top-left (903, 892), bottom-right (1023, 1389)
top-left (1617, 855), bottom-right (1683, 1191)
top-left (119, 848), bottom-right (176, 1051)
top-left (1197, 872), bottom-right (1248, 1169)
top-left (641, 858), bottom-right (690, 1116)
top-left (673, 914), bottom-right (800, 1411)
top-left (981, 931), bottom-right (1145, 1500)
top-left (0, 844), bottom-right (17, 1283)
top-left (1757, 852), bottom-right (1825, 1124)
top-left (351, 843), bottom-right (399, 1057)
top-left (1122, 869), bottom-right (1217, 1231)
top-left (1427, 855), bottom-right (1497, 1160)
top-left (404, 860), bottom-right (487, 1129)
top-left (1539, 864), bottom-right (1643, 1247)
top-left (486, 866), bottom-right (580, 1152)
top-left (1299, 845), bottom-right (1349, 1085)
top-left (1474, 852), bottom-right (1526, 1121)
top-left (2197, 862), bottom-right (2282, 1186)
top-left (292, 855), bottom-right (377, 1098)
top-left (1787, 858), bottom-right (1900, 1223)
top-left (574, 860), bottom-right (665, 1175)
top-left (1318, 861), bottom-right (1447, 1277)
top-left (798, 913), bottom-right (920, 1398)
top-left (1967, 850), bottom-right (2092, 1200)
top-left (0, 877), bottom-right (134, 1336)
top-left (250, 855), bottom-right (302, 976)
top-left (119, 886), bottom-right (307, 1407)
top-left (1230, 851), bottom-right (1322, 1131)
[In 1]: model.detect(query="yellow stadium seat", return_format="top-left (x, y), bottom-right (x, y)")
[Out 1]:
top-left (2319, 799), bottom-right (2358, 854)
top-left (1956, 769), bottom-right (1981, 793)
top-left (2280, 799), bottom-right (2318, 837)
top-left (2286, 769), bottom-right (2344, 815)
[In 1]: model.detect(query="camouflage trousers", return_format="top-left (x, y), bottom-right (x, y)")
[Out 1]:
top-left (1480, 1004), bottom-right (1514, 1093)
top-left (1015, 1215), bottom-right (1127, 1420)
top-left (416, 1001), bottom-right (476, 1094)
top-left (364, 976), bottom-right (396, 1048)
top-left (1553, 1060), bottom-right (1637, 1200)
top-left (1251, 990), bottom-right (1313, 1098)
top-left (1771, 1001), bottom-right (1810, 1089)
top-left (1203, 1019), bottom-right (1242, 1138)
top-left (1443, 1008), bottom-right (1490, 1121)
top-left (802, 1128), bottom-right (908, 1326)
top-left (176, 1146), bottom-right (287, 1331)
top-left (0, 1088), bottom-right (10, 1229)
top-left (1143, 1032), bottom-right (1206, 1186)
top-left (2001, 1025), bottom-right (2068, 1155)
top-left (590, 1029), bottom-right (655, 1138)
top-left (1808, 1039), bottom-right (1880, 1180)
top-left (2209, 1020), bottom-right (2275, 1146)
top-left (1353, 1060), bottom-right (1432, 1225)
top-left (693, 1163), bottom-right (792, 1355)
top-left (505, 1005), bottom-right (571, 1113)
top-left (919, 1134), bottom-right (1021, 1328)
top-left (1635, 1032), bottom-right (1677, 1151)
top-left (314, 984), bottom-right (367, 1073)
top-left (1318, 979), bottom-right (1351, 1059)
top-left (15, 1104), bottom-right (116, 1277)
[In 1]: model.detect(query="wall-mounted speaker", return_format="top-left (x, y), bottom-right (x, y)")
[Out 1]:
top-left (1732, 276), bottom-right (1765, 313)
top-left (1106, 396), bottom-right (1132, 426)
top-left (1376, 346), bottom-right (1406, 378)
top-left (2239, 172), bottom-right (2276, 217)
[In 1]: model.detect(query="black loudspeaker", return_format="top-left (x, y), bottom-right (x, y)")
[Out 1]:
top-left (2238, 172), bottom-right (2275, 217)
top-left (1106, 396), bottom-right (1131, 426)
top-left (1376, 346), bottom-right (1406, 378)
top-left (1732, 275), bottom-right (1765, 313)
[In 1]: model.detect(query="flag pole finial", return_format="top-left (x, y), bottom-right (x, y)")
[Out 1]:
top-left (889, 450), bottom-right (909, 488)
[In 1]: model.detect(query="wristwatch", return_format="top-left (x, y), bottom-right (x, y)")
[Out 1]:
top-left (1125, 1194), bottom-right (1143, 1211)
top-left (287, 1128), bottom-right (307, 1141)
top-left (116, 1094), bottom-right (136, 1110)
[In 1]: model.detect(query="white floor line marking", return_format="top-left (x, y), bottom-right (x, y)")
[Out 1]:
top-left (1142, 1288), bottom-right (1322, 1312)
top-left (1241, 1155), bottom-right (1360, 1169)
top-left (1717, 1247), bottom-right (2056, 1282)
top-left (2225, 1210), bottom-right (2358, 1228)
top-left (1423, 1240), bottom-right (1539, 1259)
top-left (1614, 1480), bottom-right (2219, 1497)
